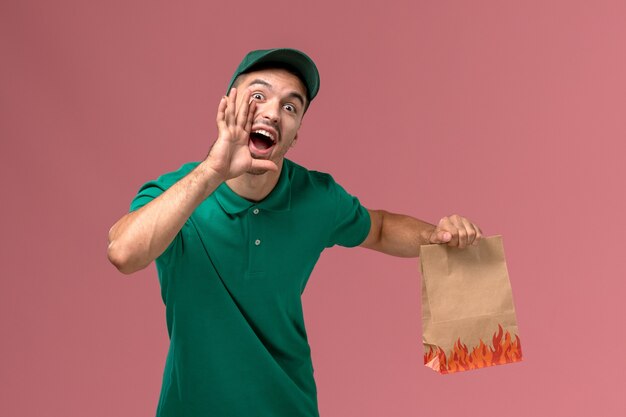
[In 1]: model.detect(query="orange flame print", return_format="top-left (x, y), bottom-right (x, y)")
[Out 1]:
top-left (424, 324), bottom-right (522, 374)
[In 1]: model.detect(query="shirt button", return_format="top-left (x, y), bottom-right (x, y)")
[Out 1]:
top-left (254, 239), bottom-right (261, 246)
top-left (253, 208), bottom-right (260, 215)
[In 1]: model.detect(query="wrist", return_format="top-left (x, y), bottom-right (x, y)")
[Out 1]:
top-left (200, 155), bottom-right (228, 180)
top-left (193, 160), bottom-right (227, 198)
top-left (420, 225), bottom-right (437, 246)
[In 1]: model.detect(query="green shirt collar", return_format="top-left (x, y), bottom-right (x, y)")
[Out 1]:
top-left (214, 160), bottom-right (292, 214)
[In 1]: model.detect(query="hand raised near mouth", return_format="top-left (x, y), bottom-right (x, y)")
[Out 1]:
top-left (206, 87), bottom-right (279, 180)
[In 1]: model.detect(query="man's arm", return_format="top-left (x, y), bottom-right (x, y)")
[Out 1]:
top-left (107, 88), bottom-right (277, 274)
top-left (360, 210), bottom-right (482, 257)
top-left (107, 163), bottom-right (224, 274)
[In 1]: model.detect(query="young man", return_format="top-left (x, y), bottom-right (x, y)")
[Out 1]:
top-left (108, 48), bottom-right (482, 417)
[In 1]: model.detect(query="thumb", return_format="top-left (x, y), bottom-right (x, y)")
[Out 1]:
top-left (429, 230), bottom-right (452, 244)
top-left (250, 159), bottom-right (279, 173)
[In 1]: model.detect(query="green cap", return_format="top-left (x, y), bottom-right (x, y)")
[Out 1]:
top-left (226, 48), bottom-right (320, 102)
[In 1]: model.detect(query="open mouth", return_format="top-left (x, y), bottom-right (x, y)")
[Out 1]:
top-left (249, 129), bottom-right (276, 154)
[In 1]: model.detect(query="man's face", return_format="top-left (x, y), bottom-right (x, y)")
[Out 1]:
top-left (233, 68), bottom-right (308, 175)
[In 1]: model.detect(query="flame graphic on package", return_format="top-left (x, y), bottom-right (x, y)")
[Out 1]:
top-left (424, 324), bottom-right (522, 374)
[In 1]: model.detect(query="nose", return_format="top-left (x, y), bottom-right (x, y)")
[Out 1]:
top-left (257, 99), bottom-right (280, 125)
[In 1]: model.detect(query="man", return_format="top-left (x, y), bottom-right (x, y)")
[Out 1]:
top-left (108, 48), bottom-right (482, 417)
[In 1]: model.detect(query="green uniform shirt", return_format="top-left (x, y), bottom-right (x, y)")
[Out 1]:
top-left (130, 158), bottom-right (371, 417)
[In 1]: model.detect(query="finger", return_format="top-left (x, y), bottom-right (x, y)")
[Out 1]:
top-left (466, 224), bottom-right (478, 246)
top-left (216, 96), bottom-right (227, 130)
top-left (250, 159), bottom-right (279, 173)
top-left (456, 225), bottom-right (468, 249)
top-left (472, 224), bottom-right (484, 245)
top-left (460, 217), bottom-right (477, 246)
top-left (464, 221), bottom-right (477, 246)
top-left (236, 89), bottom-right (252, 127)
top-left (429, 229), bottom-right (452, 244)
top-left (451, 215), bottom-right (469, 248)
top-left (432, 217), bottom-right (453, 244)
top-left (442, 215), bottom-right (459, 247)
top-left (225, 88), bottom-right (237, 126)
top-left (245, 99), bottom-right (256, 133)
top-left (438, 230), bottom-right (452, 243)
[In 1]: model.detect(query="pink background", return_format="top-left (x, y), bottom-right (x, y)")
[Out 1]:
top-left (2, 1), bottom-right (624, 416)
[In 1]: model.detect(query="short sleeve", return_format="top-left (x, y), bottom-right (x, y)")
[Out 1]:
top-left (128, 163), bottom-right (199, 263)
top-left (130, 180), bottom-right (165, 212)
top-left (326, 180), bottom-right (371, 248)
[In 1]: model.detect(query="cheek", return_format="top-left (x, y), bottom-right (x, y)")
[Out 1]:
top-left (281, 127), bottom-right (298, 144)
top-left (285, 118), bottom-right (301, 133)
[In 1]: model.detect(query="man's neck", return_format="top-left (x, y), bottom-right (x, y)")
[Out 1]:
top-left (225, 161), bottom-right (284, 202)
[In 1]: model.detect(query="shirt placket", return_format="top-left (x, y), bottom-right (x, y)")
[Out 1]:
top-left (246, 205), bottom-right (266, 279)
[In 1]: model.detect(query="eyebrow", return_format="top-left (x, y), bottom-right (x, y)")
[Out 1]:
top-left (247, 78), bottom-right (306, 108)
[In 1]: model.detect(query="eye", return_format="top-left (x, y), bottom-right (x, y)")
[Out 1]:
top-left (283, 103), bottom-right (296, 113)
top-left (251, 93), bottom-right (264, 101)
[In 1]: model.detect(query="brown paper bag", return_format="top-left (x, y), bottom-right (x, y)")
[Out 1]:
top-left (420, 235), bottom-right (522, 374)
